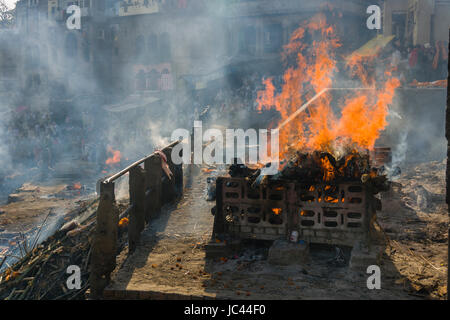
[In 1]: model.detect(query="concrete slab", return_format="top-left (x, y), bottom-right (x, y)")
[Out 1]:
top-left (268, 240), bottom-right (309, 265)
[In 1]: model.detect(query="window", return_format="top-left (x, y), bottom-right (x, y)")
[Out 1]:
top-left (238, 26), bottom-right (256, 55)
top-left (263, 24), bottom-right (283, 53)
top-left (146, 69), bottom-right (160, 90)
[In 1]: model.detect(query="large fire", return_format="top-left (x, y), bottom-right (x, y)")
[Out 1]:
top-left (256, 13), bottom-right (401, 161)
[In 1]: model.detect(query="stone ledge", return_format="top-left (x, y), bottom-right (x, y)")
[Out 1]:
top-left (268, 239), bottom-right (309, 265)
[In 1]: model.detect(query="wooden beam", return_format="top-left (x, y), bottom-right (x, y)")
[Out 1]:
top-left (144, 155), bottom-right (162, 223)
top-left (89, 181), bottom-right (118, 298)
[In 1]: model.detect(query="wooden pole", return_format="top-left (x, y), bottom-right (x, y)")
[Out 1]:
top-left (128, 166), bottom-right (146, 253)
top-left (89, 181), bottom-right (118, 298)
top-left (144, 155), bottom-right (162, 223)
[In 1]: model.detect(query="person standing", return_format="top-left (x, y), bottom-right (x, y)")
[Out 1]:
top-left (432, 41), bottom-right (449, 80)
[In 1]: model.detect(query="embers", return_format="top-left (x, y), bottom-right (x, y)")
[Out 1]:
top-left (296, 182), bottom-right (366, 230)
top-left (298, 184), bottom-right (345, 204)
top-left (279, 150), bottom-right (372, 184)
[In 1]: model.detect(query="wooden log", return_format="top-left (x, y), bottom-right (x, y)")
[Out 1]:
top-left (89, 182), bottom-right (118, 299)
top-left (144, 155), bottom-right (162, 223)
top-left (128, 166), bottom-right (146, 253)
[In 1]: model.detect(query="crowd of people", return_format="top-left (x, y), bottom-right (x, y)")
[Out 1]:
top-left (5, 106), bottom-right (109, 177)
top-left (386, 39), bottom-right (448, 84)
top-left (6, 108), bottom-right (59, 171)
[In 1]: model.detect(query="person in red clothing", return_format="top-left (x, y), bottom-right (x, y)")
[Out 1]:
top-left (408, 45), bottom-right (419, 68)
top-left (407, 45), bottom-right (419, 82)
top-left (432, 40), bottom-right (449, 80)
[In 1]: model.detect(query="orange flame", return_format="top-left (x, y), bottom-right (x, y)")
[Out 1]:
top-left (118, 217), bottom-right (129, 228)
top-left (256, 13), bottom-right (400, 160)
top-left (256, 78), bottom-right (276, 111)
top-left (272, 208), bottom-right (282, 215)
top-left (320, 157), bottom-right (335, 182)
top-left (325, 196), bottom-right (339, 203)
top-left (73, 182), bottom-right (82, 190)
top-left (106, 146), bottom-right (122, 166)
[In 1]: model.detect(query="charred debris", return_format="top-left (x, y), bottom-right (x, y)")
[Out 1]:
top-left (227, 150), bottom-right (392, 195)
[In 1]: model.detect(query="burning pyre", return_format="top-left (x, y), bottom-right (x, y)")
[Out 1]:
top-left (231, 12), bottom-right (399, 195)
top-left (230, 149), bottom-right (389, 196)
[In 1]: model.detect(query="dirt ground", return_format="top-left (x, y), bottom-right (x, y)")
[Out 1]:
top-left (0, 183), bottom-right (83, 232)
top-left (1, 160), bottom-right (447, 299)
top-left (108, 161), bottom-right (448, 300)
top-left (0, 180), bottom-right (95, 272)
top-left (376, 160), bottom-right (448, 298)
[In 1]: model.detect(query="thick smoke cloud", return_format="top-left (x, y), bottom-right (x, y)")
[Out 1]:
top-left (0, 1), bottom-right (447, 196)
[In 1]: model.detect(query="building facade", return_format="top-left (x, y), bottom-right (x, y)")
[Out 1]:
top-left (383, 0), bottom-right (450, 46)
top-left (10, 0), bottom-right (450, 97)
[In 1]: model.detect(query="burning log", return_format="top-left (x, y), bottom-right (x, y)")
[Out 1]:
top-left (227, 149), bottom-right (388, 195)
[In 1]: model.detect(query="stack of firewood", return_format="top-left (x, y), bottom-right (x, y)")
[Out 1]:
top-left (0, 199), bottom-right (128, 300)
